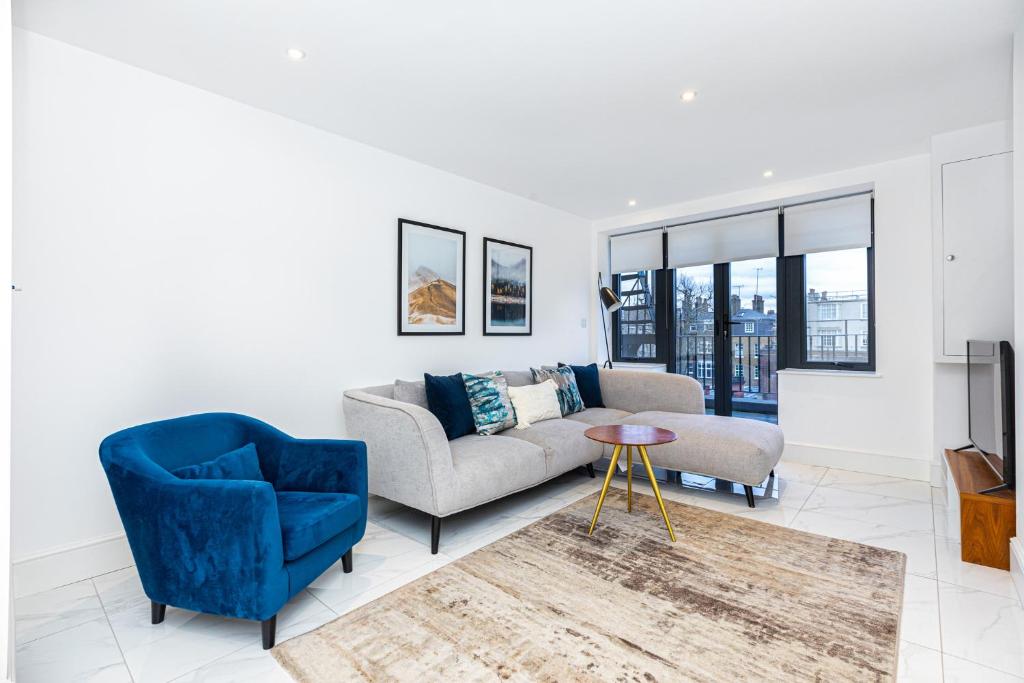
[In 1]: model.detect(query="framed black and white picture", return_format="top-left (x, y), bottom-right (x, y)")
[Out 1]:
top-left (483, 237), bottom-right (532, 336)
top-left (397, 219), bottom-right (466, 335)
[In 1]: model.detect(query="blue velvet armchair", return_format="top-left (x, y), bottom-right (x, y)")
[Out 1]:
top-left (99, 413), bottom-right (367, 649)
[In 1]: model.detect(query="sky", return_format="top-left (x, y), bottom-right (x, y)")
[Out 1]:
top-left (490, 242), bottom-right (528, 270)
top-left (407, 229), bottom-right (458, 282)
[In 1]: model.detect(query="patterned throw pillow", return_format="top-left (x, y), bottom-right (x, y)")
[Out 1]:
top-left (530, 366), bottom-right (585, 416)
top-left (462, 371), bottom-right (517, 435)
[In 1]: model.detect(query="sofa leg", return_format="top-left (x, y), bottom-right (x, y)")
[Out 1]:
top-left (431, 515), bottom-right (441, 555)
top-left (151, 601), bottom-right (166, 625)
top-left (342, 548), bottom-right (353, 574)
top-left (586, 463), bottom-right (595, 478)
top-left (770, 469), bottom-right (775, 478)
top-left (744, 485), bottom-right (756, 508)
top-left (261, 615), bottom-right (277, 650)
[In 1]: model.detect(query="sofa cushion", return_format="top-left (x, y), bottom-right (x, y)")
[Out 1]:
top-left (424, 373), bottom-right (476, 440)
top-left (623, 411), bottom-right (784, 485)
top-left (462, 371), bottom-right (517, 435)
top-left (562, 363), bottom-right (605, 408)
top-left (502, 419), bottom-right (603, 476)
top-left (531, 367), bottom-right (585, 416)
top-left (508, 380), bottom-right (562, 428)
top-left (276, 491), bottom-right (363, 561)
top-left (448, 435), bottom-right (547, 511)
top-left (393, 379), bottom-right (429, 408)
top-left (172, 443), bottom-right (264, 481)
top-left (565, 407), bottom-right (633, 427)
top-left (499, 370), bottom-right (535, 387)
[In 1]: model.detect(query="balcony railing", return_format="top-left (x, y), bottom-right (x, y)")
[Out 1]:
top-left (805, 334), bottom-right (869, 363)
top-left (675, 335), bottom-right (778, 406)
top-left (615, 329), bottom-right (869, 412)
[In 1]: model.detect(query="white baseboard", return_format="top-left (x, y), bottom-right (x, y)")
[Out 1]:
top-left (1011, 537), bottom-right (1024, 608)
top-left (13, 532), bottom-right (133, 598)
top-left (782, 442), bottom-right (933, 482)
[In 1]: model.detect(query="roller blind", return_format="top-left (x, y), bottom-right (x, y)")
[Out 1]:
top-left (666, 210), bottom-right (778, 269)
top-left (609, 230), bottom-right (663, 273)
top-left (783, 193), bottom-right (872, 256)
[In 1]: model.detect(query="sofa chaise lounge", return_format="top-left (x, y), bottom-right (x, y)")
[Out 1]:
top-left (343, 368), bottom-right (783, 553)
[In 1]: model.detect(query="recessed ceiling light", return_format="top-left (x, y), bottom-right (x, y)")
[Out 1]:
top-left (286, 48), bottom-right (307, 62)
top-left (680, 90), bottom-right (698, 103)
top-left (762, 169), bottom-right (774, 178)
top-left (628, 199), bottom-right (637, 207)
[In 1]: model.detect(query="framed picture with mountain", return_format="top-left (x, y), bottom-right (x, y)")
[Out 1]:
top-left (483, 237), bottom-right (532, 336)
top-left (398, 219), bottom-right (466, 335)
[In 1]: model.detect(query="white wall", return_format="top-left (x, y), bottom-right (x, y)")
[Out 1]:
top-left (1011, 19), bottom-right (1024, 606)
top-left (12, 30), bottom-right (591, 593)
top-left (0, 0), bottom-right (13, 675)
top-left (592, 155), bottom-right (936, 480)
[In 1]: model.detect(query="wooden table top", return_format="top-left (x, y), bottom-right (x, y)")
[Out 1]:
top-left (584, 424), bottom-right (677, 446)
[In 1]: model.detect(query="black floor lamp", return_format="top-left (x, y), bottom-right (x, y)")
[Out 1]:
top-left (598, 273), bottom-right (622, 368)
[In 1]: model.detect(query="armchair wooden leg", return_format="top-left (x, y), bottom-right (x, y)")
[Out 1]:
top-left (261, 615), bottom-right (277, 650)
top-left (151, 601), bottom-right (166, 625)
top-left (431, 515), bottom-right (441, 555)
top-left (586, 463), bottom-right (595, 478)
top-left (342, 548), bottom-right (353, 574)
top-left (744, 485), bottom-right (756, 508)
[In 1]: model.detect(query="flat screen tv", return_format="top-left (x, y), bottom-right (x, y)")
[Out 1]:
top-left (966, 340), bottom-right (1015, 493)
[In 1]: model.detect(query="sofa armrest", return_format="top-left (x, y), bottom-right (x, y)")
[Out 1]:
top-left (598, 369), bottom-right (705, 415)
top-left (342, 390), bottom-right (456, 516)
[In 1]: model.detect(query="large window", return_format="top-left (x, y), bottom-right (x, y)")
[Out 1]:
top-left (610, 192), bottom-right (875, 381)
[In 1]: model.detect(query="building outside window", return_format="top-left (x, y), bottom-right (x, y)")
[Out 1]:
top-left (612, 270), bottom-right (658, 361)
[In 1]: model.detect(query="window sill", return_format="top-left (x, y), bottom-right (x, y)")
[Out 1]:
top-left (777, 369), bottom-right (882, 378)
top-left (612, 362), bottom-right (668, 372)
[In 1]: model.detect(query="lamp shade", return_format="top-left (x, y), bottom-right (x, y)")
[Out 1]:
top-left (599, 286), bottom-right (623, 313)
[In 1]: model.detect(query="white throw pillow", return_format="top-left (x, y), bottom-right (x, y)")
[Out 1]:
top-left (508, 380), bottom-right (562, 429)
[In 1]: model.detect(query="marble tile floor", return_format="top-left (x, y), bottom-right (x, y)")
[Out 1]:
top-left (14, 461), bottom-right (1024, 681)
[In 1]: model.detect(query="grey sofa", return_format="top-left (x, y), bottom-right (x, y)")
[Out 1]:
top-left (343, 368), bottom-right (783, 553)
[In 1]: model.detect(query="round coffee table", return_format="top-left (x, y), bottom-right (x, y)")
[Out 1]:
top-left (584, 425), bottom-right (677, 542)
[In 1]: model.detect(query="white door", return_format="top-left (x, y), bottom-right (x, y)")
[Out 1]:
top-left (941, 152), bottom-right (1013, 357)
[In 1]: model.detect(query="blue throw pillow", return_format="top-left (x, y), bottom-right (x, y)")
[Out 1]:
top-left (559, 362), bottom-right (604, 408)
top-left (172, 443), bottom-right (264, 481)
top-left (424, 373), bottom-right (476, 440)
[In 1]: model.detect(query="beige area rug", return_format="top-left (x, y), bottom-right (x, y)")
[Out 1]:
top-left (273, 489), bottom-right (905, 682)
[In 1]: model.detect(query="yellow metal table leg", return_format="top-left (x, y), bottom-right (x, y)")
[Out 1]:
top-left (626, 446), bottom-right (633, 512)
top-left (638, 445), bottom-right (676, 542)
top-left (588, 444), bottom-right (623, 535)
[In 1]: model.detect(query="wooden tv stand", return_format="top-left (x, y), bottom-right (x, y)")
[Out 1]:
top-left (943, 449), bottom-right (1016, 570)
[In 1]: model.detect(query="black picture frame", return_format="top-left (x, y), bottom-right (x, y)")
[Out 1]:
top-left (397, 218), bottom-right (466, 336)
top-left (482, 237), bottom-right (533, 336)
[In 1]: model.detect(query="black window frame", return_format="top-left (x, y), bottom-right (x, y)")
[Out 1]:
top-left (611, 269), bottom-right (671, 364)
top-left (778, 196), bottom-right (876, 372)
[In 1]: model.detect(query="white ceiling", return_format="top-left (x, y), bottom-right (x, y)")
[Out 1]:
top-left (14, 0), bottom-right (1024, 219)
